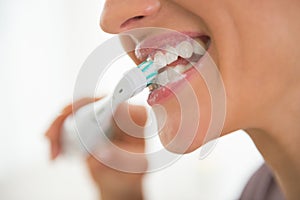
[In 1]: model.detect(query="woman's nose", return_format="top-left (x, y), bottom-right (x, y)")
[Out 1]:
top-left (100, 0), bottom-right (161, 33)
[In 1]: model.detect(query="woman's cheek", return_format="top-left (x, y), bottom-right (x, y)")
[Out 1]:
top-left (152, 73), bottom-right (212, 154)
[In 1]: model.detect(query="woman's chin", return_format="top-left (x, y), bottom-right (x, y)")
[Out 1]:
top-left (152, 99), bottom-right (210, 154)
top-left (159, 135), bottom-right (199, 154)
top-left (150, 70), bottom-right (212, 154)
top-left (157, 121), bottom-right (209, 154)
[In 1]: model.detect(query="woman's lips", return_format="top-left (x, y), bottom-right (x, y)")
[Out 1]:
top-left (147, 64), bottom-right (196, 106)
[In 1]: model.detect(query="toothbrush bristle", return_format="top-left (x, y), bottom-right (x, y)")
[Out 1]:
top-left (137, 60), bottom-right (158, 85)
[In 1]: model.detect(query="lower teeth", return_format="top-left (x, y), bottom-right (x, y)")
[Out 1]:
top-left (150, 63), bottom-right (192, 89)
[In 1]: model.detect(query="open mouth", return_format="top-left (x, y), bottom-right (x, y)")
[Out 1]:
top-left (135, 33), bottom-right (211, 92)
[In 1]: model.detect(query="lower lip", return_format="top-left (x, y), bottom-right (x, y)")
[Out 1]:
top-left (147, 64), bottom-right (196, 106)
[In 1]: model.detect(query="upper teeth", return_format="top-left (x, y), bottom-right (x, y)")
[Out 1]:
top-left (154, 51), bottom-right (167, 67)
top-left (153, 40), bottom-right (206, 68)
top-left (192, 40), bottom-right (206, 55)
top-left (176, 41), bottom-right (193, 58)
top-left (165, 46), bottom-right (178, 65)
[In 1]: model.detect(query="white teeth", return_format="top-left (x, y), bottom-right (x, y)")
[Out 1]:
top-left (192, 40), bottom-right (206, 55)
top-left (151, 40), bottom-right (207, 72)
top-left (152, 65), bottom-right (188, 87)
top-left (154, 70), bottom-right (169, 86)
top-left (176, 41), bottom-right (193, 58)
top-left (166, 68), bottom-right (184, 81)
top-left (145, 39), bottom-right (209, 90)
top-left (173, 64), bottom-right (193, 74)
top-left (173, 64), bottom-right (187, 74)
top-left (153, 47), bottom-right (178, 69)
top-left (154, 51), bottom-right (167, 67)
top-left (165, 46), bottom-right (178, 64)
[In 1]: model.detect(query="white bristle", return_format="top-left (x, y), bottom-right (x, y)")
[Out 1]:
top-left (137, 59), bottom-right (159, 84)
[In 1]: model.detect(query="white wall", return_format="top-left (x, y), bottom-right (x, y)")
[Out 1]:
top-left (0, 0), bottom-right (263, 199)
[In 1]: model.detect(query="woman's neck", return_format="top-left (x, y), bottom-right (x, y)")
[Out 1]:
top-left (245, 109), bottom-right (300, 200)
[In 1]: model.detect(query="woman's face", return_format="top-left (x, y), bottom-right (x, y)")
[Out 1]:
top-left (100, 0), bottom-right (299, 153)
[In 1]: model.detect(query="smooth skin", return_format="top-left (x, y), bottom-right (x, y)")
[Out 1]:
top-left (47, 0), bottom-right (300, 199)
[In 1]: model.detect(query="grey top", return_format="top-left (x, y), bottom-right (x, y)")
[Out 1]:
top-left (240, 164), bottom-right (285, 200)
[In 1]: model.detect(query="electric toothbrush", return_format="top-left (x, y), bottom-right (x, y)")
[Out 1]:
top-left (61, 60), bottom-right (159, 156)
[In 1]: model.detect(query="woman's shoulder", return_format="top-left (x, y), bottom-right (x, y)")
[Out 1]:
top-left (239, 164), bottom-right (285, 200)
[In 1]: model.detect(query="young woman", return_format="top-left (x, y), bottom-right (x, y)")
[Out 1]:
top-left (46, 0), bottom-right (300, 199)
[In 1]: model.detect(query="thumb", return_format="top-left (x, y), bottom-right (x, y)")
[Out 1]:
top-left (113, 103), bottom-right (148, 141)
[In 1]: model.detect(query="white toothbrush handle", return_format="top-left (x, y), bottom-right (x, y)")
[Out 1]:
top-left (61, 96), bottom-right (114, 157)
top-left (61, 66), bottom-right (150, 157)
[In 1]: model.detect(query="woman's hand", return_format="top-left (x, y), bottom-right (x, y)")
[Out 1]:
top-left (45, 98), bottom-right (99, 159)
top-left (45, 98), bottom-right (147, 200)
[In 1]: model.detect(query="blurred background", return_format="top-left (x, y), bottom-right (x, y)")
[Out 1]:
top-left (0, 0), bottom-right (263, 199)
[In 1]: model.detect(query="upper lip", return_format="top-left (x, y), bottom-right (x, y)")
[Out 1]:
top-left (135, 31), bottom-right (208, 61)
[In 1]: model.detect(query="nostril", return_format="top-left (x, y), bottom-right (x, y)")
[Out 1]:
top-left (133, 16), bottom-right (145, 20)
top-left (120, 15), bottom-right (145, 29)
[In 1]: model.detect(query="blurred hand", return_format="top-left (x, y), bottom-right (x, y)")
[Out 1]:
top-left (45, 98), bottom-right (147, 200)
top-left (45, 98), bottom-right (99, 159)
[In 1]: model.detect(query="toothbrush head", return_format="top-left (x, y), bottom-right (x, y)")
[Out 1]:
top-left (137, 60), bottom-right (158, 86)
top-left (112, 59), bottom-right (159, 105)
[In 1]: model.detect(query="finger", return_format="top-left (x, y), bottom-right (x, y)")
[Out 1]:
top-left (46, 97), bottom-right (101, 139)
top-left (113, 104), bottom-right (147, 143)
top-left (128, 104), bottom-right (147, 127)
top-left (45, 115), bottom-right (66, 159)
top-left (45, 97), bottom-right (102, 159)
top-left (50, 140), bottom-right (60, 160)
top-left (72, 97), bottom-right (101, 111)
top-left (45, 115), bottom-right (65, 140)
